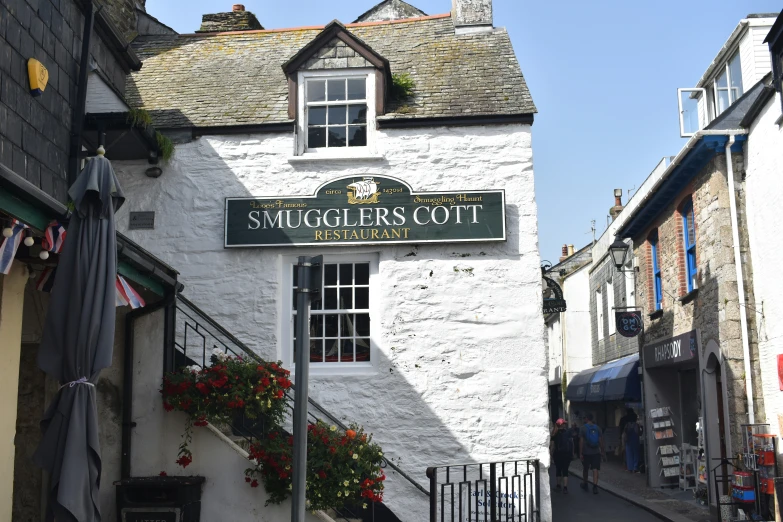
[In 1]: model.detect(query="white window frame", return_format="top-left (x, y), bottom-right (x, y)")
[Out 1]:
top-left (296, 69), bottom-right (376, 157)
top-left (677, 88), bottom-right (706, 137)
top-left (606, 279), bottom-right (616, 336)
top-left (710, 49), bottom-right (743, 118)
top-left (624, 258), bottom-right (636, 308)
top-left (280, 253), bottom-right (379, 376)
top-left (596, 288), bottom-right (604, 341)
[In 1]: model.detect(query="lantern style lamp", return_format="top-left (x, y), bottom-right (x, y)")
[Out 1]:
top-left (609, 238), bottom-right (630, 271)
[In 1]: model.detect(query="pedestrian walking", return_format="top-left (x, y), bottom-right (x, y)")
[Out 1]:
top-left (579, 413), bottom-right (604, 494)
top-left (570, 422), bottom-right (580, 459)
top-left (623, 414), bottom-right (641, 473)
top-left (551, 419), bottom-right (574, 494)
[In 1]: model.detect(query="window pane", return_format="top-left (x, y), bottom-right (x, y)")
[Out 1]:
top-left (356, 313), bottom-right (370, 337)
top-left (356, 339), bottom-right (370, 361)
top-left (307, 80), bottom-right (326, 102)
top-left (308, 127), bottom-right (326, 149)
top-left (348, 126), bottom-right (367, 147)
top-left (292, 265), bottom-right (299, 287)
top-left (309, 106), bottom-right (326, 126)
top-left (339, 287), bottom-right (353, 309)
top-left (328, 127), bottom-right (347, 147)
top-left (292, 290), bottom-right (297, 310)
top-left (355, 263), bottom-right (369, 285)
top-left (347, 78), bottom-right (366, 100)
top-left (686, 213), bottom-right (695, 246)
top-left (728, 51), bottom-right (743, 102)
top-left (327, 79), bottom-right (346, 101)
top-left (325, 314), bottom-right (339, 337)
top-left (324, 288), bottom-right (337, 310)
top-left (310, 315), bottom-right (324, 337)
top-left (328, 105), bottom-right (347, 125)
top-left (324, 264), bottom-right (337, 286)
top-left (325, 339), bottom-right (339, 361)
top-left (312, 295), bottom-right (322, 311)
top-left (679, 91), bottom-right (701, 135)
top-left (339, 264), bottom-right (353, 284)
top-left (715, 71), bottom-right (730, 115)
top-left (355, 287), bottom-right (369, 309)
top-left (310, 339), bottom-right (324, 363)
top-left (349, 105), bottom-right (367, 124)
top-left (341, 339), bottom-right (354, 362)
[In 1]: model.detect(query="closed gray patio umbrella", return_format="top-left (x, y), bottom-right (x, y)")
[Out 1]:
top-left (33, 149), bottom-right (125, 522)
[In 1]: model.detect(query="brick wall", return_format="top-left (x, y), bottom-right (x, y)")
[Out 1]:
top-left (0, 0), bottom-right (129, 204)
top-left (632, 151), bottom-right (764, 449)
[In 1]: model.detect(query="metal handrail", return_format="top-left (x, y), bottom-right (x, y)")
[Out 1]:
top-left (173, 294), bottom-right (430, 503)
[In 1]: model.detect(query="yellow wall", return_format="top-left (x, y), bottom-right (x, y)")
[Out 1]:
top-left (0, 264), bottom-right (27, 520)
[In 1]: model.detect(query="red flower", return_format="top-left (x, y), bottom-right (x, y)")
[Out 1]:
top-left (245, 476), bottom-right (251, 483)
top-left (159, 471), bottom-right (167, 476)
top-left (270, 363), bottom-right (280, 372)
top-left (261, 377), bottom-right (271, 387)
top-left (195, 382), bottom-right (209, 395)
top-left (250, 479), bottom-right (259, 488)
top-left (162, 401), bottom-right (174, 412)
top-left (176, 455), bottom-right (192, 468)
top-left (194, 416), bottom-right (208, 427)
top-left (276, 390), bottom-right (285, 399)
top-left (345, 429), bottom-right (356, 440)
top-left (318, 470), bottom-right (327, 479)
top-left (329, 446), bottom-right (336, 454)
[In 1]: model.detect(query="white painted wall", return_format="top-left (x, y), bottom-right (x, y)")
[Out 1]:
top-left (114, 124), bottom-right (551, 521)
top-left (561, 263), bottom-right (592, 381)
top-left (547, 315), bottom-right (562, 385)
top-left (130, 311), bottom-right (321, 522)
top-left (745, 93), bottom-right (783, 461)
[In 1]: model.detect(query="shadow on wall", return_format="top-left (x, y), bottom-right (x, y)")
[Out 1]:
top-left (112, 131), bottom-right (551, 521)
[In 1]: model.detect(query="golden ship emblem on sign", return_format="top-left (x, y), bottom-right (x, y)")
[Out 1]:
top-left (347, 177), bottom-right (380, 204)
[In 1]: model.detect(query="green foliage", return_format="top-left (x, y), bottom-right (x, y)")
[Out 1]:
top-left (156, 131), bottom-right (175, 162)
top-left (127, 108), bottom-right (152, 129)
top-left (391, 72), bottom-right (415, 100)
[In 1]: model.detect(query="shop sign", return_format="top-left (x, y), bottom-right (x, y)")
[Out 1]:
top-left (616, 311), bottom-right (643, 338)
top-left (542, 274), bottom-right (567, 314)
top-left (643, 330), bottom-right (698, 368)
top-left (224, 176), bottom-right (505, 247)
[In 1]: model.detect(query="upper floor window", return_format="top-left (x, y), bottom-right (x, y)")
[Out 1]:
top-left (714, 50), bottom-right (743, 116)
top-left (596, 287), bottom-right (604, 340)
top-left (298, 70), bottom-right (376, 155)
top-left (606, 279), bottom-right (615, 335)
top-left (682, 197), bottom-right (697, 293)
top-left (650, 231), bottom-right (662, 311)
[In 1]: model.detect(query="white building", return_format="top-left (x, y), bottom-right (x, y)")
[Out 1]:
top-left (110, 1), bottom-right (551, 521)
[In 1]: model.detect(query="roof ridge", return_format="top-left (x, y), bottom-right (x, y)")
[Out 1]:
top-left (171, 13), bottom-right (451, 38)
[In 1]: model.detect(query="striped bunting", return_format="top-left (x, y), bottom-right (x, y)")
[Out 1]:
top-left (0, 220), bottom-right (28, 275)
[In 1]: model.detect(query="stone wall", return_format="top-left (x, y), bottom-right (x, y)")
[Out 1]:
top-left (197, 11), bottom-right (263, 33)
top-left (113, 123), bottom-right (551, 522)
top-left (632, 151), bottom-right (764, 450)
top-left (0, 0), bottom-right (130, 203)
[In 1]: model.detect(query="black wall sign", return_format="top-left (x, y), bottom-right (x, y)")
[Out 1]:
top-left (542, 275), bottom-right (567, 314)
top-left (616, 311), bottom-right (643, 338)
top-left (643, 330), bottom-right (698, 368)
top-left (224, 176), bottom-right (505, 247)
top-left (129, 211), bottom-right (155, 230)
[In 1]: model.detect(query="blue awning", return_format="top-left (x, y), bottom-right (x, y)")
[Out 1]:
top-left (566, 354), bottom-right (641, 403)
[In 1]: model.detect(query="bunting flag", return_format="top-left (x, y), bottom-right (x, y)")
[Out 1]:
top-left (116, 274), bottom-right (145, 309)
top-left (36, 267), bottom-right (57, 292)
top-left (43, 221), bottom-right (67, 253)
top-left (0, 220), bottom-right (28, 274)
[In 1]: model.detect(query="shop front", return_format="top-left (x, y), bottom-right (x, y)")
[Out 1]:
top-left (642, 330), bottom-right (710, 494)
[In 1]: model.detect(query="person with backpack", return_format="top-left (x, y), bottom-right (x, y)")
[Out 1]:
top-left (579, 413), bottom-right (604, 494)
top-left (550, 419), bottom-right (574, 493)
top-left (623, 414), bottom-right (641, 473)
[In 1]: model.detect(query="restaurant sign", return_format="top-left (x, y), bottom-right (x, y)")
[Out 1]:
top-left (224, 176), bottom-right (505, 247)
top-left (643, 330), bottom-right (698, 369)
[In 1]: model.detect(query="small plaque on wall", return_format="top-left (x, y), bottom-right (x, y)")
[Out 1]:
top-left (129, 212), bottom-right (155, 230)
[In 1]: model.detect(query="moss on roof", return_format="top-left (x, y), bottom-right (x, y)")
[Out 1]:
top-left (127, 16), bottom-right (536, 129)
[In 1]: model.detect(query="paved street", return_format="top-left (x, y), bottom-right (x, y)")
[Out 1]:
top-left (551, 471), bottom-right (663, 522)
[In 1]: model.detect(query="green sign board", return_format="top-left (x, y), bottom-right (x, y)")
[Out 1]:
top-left (224, 175), bottom-right (506, 247)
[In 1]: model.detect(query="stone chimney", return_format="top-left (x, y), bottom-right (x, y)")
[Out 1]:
top-left (609, 188), bottom-right (624, 222)
top-left (451, 0), bottom-right (493, 33)
top-left (197, 4), bottom-right (264, 33)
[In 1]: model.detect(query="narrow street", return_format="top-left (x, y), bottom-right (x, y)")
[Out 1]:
top-left (550, 470), bottom-right (662, 522)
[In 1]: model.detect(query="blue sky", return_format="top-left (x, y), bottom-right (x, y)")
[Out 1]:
top-left (146, 1), bottom-right (782, 262)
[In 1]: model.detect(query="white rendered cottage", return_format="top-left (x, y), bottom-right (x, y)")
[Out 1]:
top-left (112, 1), bottom-right (550, 520)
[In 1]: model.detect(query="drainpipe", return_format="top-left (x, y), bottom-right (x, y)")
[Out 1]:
top-left (725, 135), bottom-right (755, 424)
top-left (121, 291), bottom-right (178, 479)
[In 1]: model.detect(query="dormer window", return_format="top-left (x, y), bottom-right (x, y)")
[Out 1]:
top-left (303, 73), bottom-right (373, 151)
top-left (713, 50), bottom-right (743, 116)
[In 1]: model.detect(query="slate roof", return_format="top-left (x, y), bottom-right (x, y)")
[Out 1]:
top-left (126, 15), bottom-right (536, 129)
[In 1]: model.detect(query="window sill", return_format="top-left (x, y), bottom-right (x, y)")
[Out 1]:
top-left (288, 153), bottom-right (385, 164)
top-left (679, 288), bottom-right (699, 305)
top-left (648, 309), bottom-right (663, 320)
top-left (290, 362), bottom-right (376, 378)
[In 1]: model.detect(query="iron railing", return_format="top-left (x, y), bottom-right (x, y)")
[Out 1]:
top-left (426, 460), bottom-right (540, 522)
top-left (173, 294), bottom-right (428, 520)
